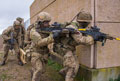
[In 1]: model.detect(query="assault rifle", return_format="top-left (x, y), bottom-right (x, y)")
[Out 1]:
top-left (78, 26), bottom-right (120, 46)
top-left (37, 22), bottom-right (120, 46)
top-left (8, 32), bottom-right (26, 64)
top-left (8, 32), bottom-right (14, 50)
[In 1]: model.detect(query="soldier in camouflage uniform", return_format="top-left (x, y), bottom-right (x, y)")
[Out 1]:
top-left (24, 24), bottom-right (34, 61)
top-left (16, 17), bottom-right (26, 48)
top-left (25, 24), bottom-right (34, 45)
top-left (29, 12), bottom-right (59, 81)
top-left (53, 11), bottom-right (94, 81)
top-left (1, 20), bottom-right (25, 66)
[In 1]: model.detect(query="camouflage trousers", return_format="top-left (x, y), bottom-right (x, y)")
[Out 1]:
top-left (31, 52), bottom-right (48, 81)
top-left (25, 44), bottom-right (33, 62)
top-left (2, 43), bottom-right (21, 63)
top-left (60, 50), bottom-right (79, 81)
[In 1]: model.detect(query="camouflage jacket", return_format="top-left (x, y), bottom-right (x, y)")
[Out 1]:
top-left (53, 21), bottom-right (94, 55)
top-left (24, 24), bottom-right (34, 44)
top-left (2, 26), bottom-right (25, 48)
top-left (30, 25), bottom-right (54, 54)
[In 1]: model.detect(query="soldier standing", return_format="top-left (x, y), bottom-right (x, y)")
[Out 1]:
top-left (1, 20), bottom-right (25, 66)
top-left (25, 24), bottom-right (34, 46)
top-left (16, 17), bottom-right (26, 49)
top-left (29, 12), bottom-right (59, 81)
top-left (24, 24), bottom-right (34, 61)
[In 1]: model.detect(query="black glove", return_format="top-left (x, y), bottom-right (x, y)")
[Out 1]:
top-left (8, 38), bottom-right (16, 45)
top-left (52, 30), bottom-right (61, 39)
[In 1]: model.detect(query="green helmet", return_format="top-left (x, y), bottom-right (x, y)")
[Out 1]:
top-left (77, 11), bottom-right (92, 22)
top-left (37, 12), bottom-right (51, 22)
top-left (13, 20), bottom-right (21, 26)
top-left (16, 17), bottom-right (24, 22)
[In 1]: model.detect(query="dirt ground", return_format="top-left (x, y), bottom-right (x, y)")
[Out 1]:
top-left (0, 37), bottom-right (80, 81)
top-left (0, 51), bottom-right (64, 81)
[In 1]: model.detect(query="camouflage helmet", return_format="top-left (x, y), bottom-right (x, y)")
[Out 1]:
top-left (13, 20), bottom-right (21, 26)
top-left (16, 17), bottom-right (24, 22)
top-left (77, 11), bottom-right (92, 22)
top-left (37, 12), bottom-right (51, 22)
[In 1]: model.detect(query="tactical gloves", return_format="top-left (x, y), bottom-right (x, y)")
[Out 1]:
top-left (8, 38), bottom-right (16, 45)
top-left (52, 30), bottom-right (61, 39)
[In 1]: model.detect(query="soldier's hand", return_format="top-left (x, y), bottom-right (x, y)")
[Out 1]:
top-left (5, 37), bottom-right (11, 41)
top-left (52, 30), bottom-right (61, 39)
top-left (8, 38), bottom-right (16, 45)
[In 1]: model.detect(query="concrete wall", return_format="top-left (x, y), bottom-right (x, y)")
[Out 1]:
top-left (30, 0), bottom-right (93, 68)
top-left (30, 0), bottom-right (120, 69)
top-left (30, 0), bottom-right (92, 24)
top-left (95, 0), bottom-right (120, 68)
top-left (0, 35), bottom-right (3, 51)
top-left (77, 65), bottom-right (120, 81)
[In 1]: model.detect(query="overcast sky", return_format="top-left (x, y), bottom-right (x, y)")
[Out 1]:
top-left (0, 0), bottom-right (34, 34)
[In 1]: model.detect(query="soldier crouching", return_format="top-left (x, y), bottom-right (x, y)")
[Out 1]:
top-left (54, 11), bottom-right (94, 81)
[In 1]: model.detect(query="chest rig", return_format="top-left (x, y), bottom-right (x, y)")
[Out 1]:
top-left (53, 33), bottom-right (77, 56)
top-left (10, 28), bottom-right (20, 44)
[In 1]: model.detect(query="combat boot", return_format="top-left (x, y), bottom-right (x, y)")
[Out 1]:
top-left (18, 61), bottom-right (24, 66)
top-left (0, 60), bottom-right (6, 66)
top-left (17, 53), bottom-right (24, 66)
top-left (59, 67), bottom-right (68, 77)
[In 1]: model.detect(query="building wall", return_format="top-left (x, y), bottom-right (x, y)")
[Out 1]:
top-left (95, 0), bottom-right (120, 68)
top-left (0, 35), bottom-right (3, 51)
top-left (30, 0), bottom-right (120, 69)
top-left (30, 0), bottom-right (92, 24)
